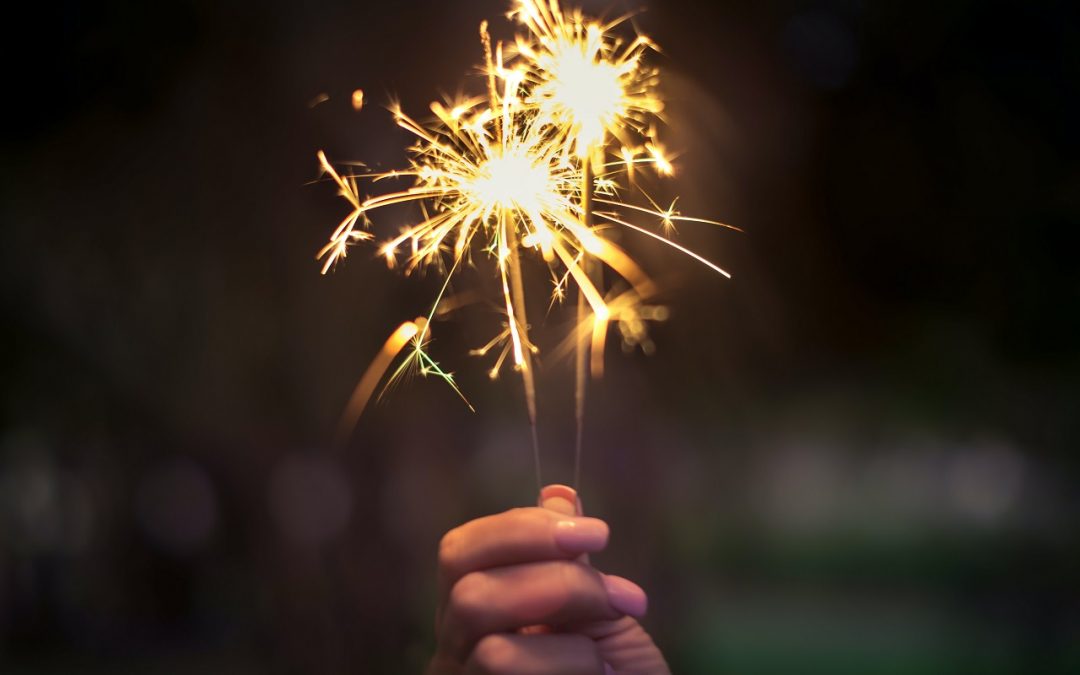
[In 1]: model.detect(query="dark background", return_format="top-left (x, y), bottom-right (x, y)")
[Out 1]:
top-left (2, 0), bottom-right (1078, 672)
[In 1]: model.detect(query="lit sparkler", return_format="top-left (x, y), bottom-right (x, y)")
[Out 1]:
top-left (509, 0), bottom-right (662, 162)
top-left (317, 0), bottom-right (736, 486)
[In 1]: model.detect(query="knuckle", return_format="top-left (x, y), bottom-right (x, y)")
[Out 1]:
top-left (438, 527), bottom-right (463, 573)
top-left (469, 634), bottom-right (515, 674)
top-left (447, 571), bottom-right (488, 622)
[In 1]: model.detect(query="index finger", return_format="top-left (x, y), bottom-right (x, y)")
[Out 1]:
top-left (438, 507), bottom-right (609, 600)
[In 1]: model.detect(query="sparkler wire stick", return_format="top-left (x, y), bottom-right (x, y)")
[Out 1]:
top-left (505, 215), bottom-right (543, 490)
top-left (574, 158), bottom-right (594, 489)
top-left (483, 20), bottom-right (543, 490)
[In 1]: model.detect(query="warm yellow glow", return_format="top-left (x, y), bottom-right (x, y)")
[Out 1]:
top-left (647, 142), bottom-right (674, 176)
top-left (468, 151), bottom-right (552, 213)
top-left (510, 0), bottom-right (662, 158)
top-left (317, 0), bottom-right (735, 433)
top-left (534, 35), bottom-right (624, 153)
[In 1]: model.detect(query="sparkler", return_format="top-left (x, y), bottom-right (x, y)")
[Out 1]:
top-left (509, 0), bottom-right (666, 485)
top-left (317, 0), bottom-right (736, 487)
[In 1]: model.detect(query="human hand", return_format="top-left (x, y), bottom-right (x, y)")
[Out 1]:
top-left (426, 484), bottom-right (670, 675)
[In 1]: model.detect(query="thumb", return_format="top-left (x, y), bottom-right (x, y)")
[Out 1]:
top-left (538, 483), bottom-right (582, 516)
top-left (538, 484), bottom-right (589, 565)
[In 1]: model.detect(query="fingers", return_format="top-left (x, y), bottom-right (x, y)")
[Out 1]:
top-left (536, 487), bottom-right (669, 674)
top-left (438, 507), bottom-right (609, 598)
top-left (440, 560), bottom-right (645, 661)
top-left (581, 616), bottom-right (671, 675)
top-left (538, 485), bottom-right (590, 567)
top-left (464, 633), bottom-right (604, 675)
top-left (537, 484), bottom-right (581, 516)
top-left (433, 484), bottom-right (660, 672)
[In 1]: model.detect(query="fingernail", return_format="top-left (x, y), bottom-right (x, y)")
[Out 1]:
top-left (602, 575), bottom-right (648, 618)
top-left (539, 484), bottom-right (580, 516)
top-left (553, 517), bottom-right (609, 553)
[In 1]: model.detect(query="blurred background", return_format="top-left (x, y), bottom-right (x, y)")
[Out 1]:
top-left (2, 0), bottom-right (1078, 672)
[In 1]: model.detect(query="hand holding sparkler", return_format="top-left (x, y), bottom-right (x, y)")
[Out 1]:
top-left (427, 485), bottom-right (670, 675)
top-left (317, 5), bottom-right (726, 669)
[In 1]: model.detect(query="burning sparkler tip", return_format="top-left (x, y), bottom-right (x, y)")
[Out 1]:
top-left (317, 0), bottom-right (736, 433)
